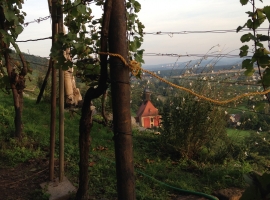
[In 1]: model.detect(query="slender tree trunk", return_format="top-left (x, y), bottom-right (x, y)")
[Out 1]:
top-left (101, 90), bottom-right (108, 124)
top-left (36, 58), bottom-right (52, 104)
top-left (10, 69), bottom-right (23, 139)
top-left (75, 1), bottom-right (111, 199)
top-left (109, 0), bottom-right (135, 199)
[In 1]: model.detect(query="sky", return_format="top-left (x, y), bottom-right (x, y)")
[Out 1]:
top-left (16, 0), bottom-right (268, 66)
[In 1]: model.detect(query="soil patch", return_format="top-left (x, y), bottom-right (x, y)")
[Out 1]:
top-left (0, 159), bottom-right (49, 200)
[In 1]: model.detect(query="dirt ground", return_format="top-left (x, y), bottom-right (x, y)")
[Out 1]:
top-left (0, 159), bottom-right (49, 200)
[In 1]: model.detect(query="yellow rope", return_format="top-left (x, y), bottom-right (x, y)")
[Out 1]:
top-left (99, 52), bottom-right (270, 105)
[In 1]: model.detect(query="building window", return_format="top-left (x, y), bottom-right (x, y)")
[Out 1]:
top-left (151, 118), bottom-right (153, 122)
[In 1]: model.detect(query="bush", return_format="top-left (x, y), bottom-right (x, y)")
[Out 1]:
top-left (240, 112), bottom-right (270, 131)
top-left (244, 132), bottom-right (270, 171)
top-left (160, 94), bottom-right (230, 161)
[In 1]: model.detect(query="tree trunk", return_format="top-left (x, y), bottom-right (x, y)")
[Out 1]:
top-left (109, 0), bottom-right (135, 199)
top-left (75, 0), bottom-right (111, 199)
top-left (0, 7), bottom-right (26, 139)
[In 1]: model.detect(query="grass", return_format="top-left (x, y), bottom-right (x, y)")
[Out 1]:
top-left (227, 128), bottom-right (251, 142)
top-left (0, 91), bottom-right (268, 199)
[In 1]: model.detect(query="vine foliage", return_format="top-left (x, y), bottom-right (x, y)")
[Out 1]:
top-left (0, 0), bottom-right (29, 138)
top-left (50, 0), bottom-right (144, 82)
top-left (237, 0), bottom-right (270, 87)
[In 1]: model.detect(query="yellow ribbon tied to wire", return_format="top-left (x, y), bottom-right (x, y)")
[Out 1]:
top-left (99, 52), bottom-right (270, 105)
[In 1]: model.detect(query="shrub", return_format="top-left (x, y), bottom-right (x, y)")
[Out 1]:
top-left (160, 94), bottom-right (231, 161)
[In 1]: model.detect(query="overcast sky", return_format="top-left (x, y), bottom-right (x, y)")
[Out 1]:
top-left (17, 0), bottom-right (267, 65)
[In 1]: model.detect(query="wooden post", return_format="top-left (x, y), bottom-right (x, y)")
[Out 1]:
top-left (109, 0), bottom-right (135, 199)
top-left (49, 0), bottom-right (57, 181)
top-left (57, 0), bottom-right (65, 182)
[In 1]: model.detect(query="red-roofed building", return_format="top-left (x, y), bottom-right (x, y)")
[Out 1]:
top-left (136, 89), bottom-right (161, 128)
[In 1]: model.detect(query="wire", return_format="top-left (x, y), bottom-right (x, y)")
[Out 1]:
top-left (143, 53), bottom-right (251, 59)
top-left (21, 1), bottom-right (88, 28)
top-left (16, 37), bottom-right (52, 43)
top-left (131, 28), bottom-right (270, 35)
top-left (23, 16), bottom-right (51, 27)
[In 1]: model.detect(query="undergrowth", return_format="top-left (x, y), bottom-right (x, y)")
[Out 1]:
top-left (0, 92), bottom-right (269, 199)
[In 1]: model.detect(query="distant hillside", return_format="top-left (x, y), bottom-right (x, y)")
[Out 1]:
top-left (142, 57), bottom-right (244, 71)
top-left (11, 50), bottom-right (49, 74)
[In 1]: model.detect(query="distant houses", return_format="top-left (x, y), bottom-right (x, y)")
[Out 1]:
top-left (228, 114), bottom-right (241, 127)
top-left (136, 89), bottom-right (161, 129)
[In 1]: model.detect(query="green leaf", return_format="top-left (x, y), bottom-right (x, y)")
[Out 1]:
top-left (77, 4), bottom-right (86, 14)
top-left (246, 11), bottom-right (254, 17)
top-left (239, 45), bottom-right (249, 57)
top-left (240, 0), bottom-right (249, 5)
top-left (3, 8), bottom-right (16, 22)
top-left (262, 48), bottom-right (270, 55)
top-left (242, 59), bottom-right (254, 70)
top-left (256, 9), bottom-right (266, 25)
top-left (244, 68), bottom-right (255, 76)
top-left (70, 7), bottom-right (79, 17)
top-left (264, 6), bottom-right (270, 22)
top-left (246, 19), bottom-right (253, 29)
top-left (129, 41), bottom-right (137, 52)
top-left (257, 42), bottom-right (264, 48)
top-left (257, 54), bottom-right (270, 67)
top-left (253, 19), bottom-right (262, 29)
top-left (134, 53), bottom-right (144, 63)
top-left (257, 34), bottom-right (270, 41)
top-left (134, 36), bottom-right (142, 49)
top-left (262, 68), bottom-right (270, 87)
top-left (236, 26), bottom-right (243, 32)
top-left (128, 13), bottom-right (136, 23)
top-left (236, 23), bottom-right (246, 32)
top-left (133, 1), bottom-right (141, 13)
top-left (15, 25), bottom-right (23, 35)
top-left (240, 33), bottom-right (251, 42)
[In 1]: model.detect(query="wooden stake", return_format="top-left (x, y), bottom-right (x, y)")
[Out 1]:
top-left (49, 0), bottom-right (57, 181)
top-left (57, 0), bottom-right (65, 182)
